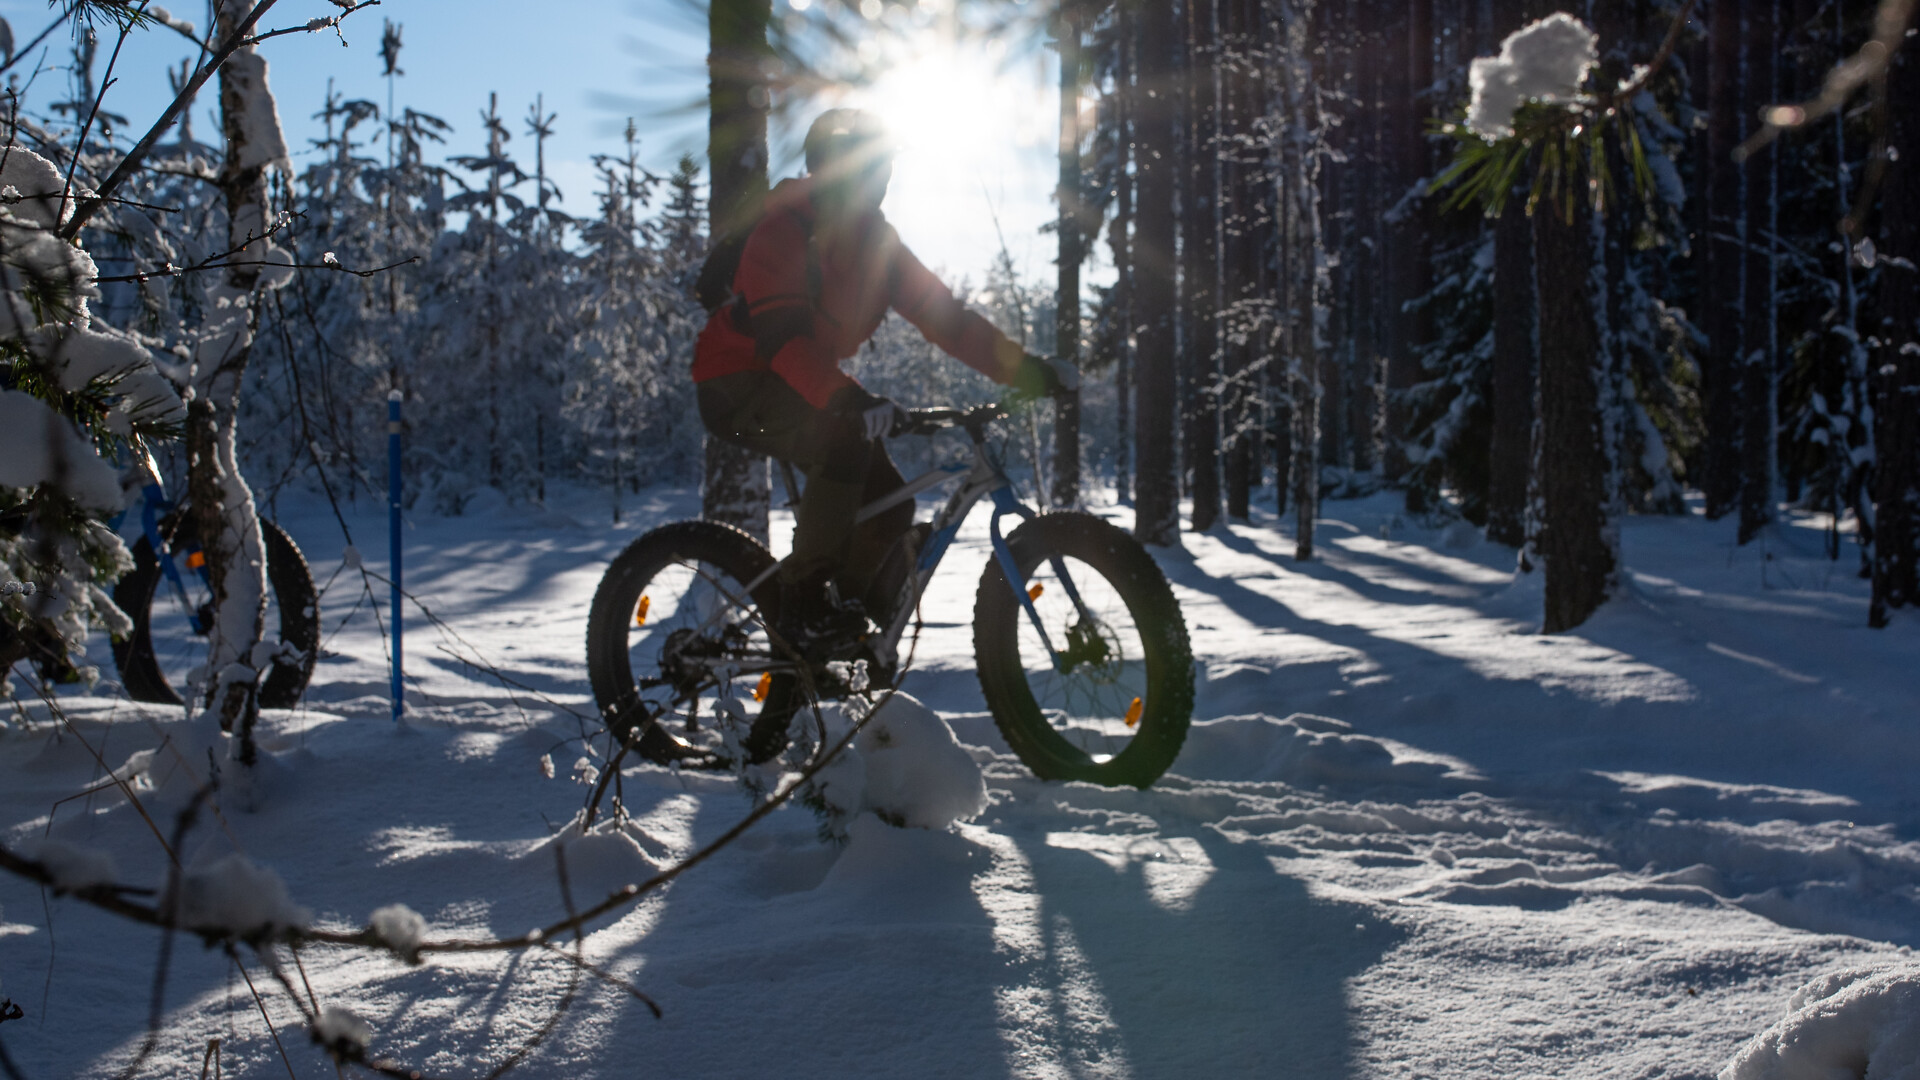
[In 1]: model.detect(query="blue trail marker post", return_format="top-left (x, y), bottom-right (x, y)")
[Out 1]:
top-left (388, 389), bottom-right (403, 722)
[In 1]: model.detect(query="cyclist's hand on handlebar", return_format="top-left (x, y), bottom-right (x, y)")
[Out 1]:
top-left (1012, 354), bottom-right (1081, 400)
top-left (830, 385), bottom-right (911, 441)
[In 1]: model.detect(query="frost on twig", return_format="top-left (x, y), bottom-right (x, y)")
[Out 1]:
top-left (367, 902), bottom-right (427, 963)
top-left (310, 1005), bottom-right (373, 1060)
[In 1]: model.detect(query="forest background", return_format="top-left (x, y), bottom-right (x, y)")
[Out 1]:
top-left (4, 0), bottom-right (1916, 681)
top-left (0, 0), bottom-right (1914, 1074)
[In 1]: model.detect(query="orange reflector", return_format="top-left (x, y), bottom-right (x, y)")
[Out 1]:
top-left (1124, 697), bottom-right (1143, 728)
top-left (1027, 583), bottom-right (1044, 601)
top-left (634, 595), bottom-right (650, 626)
top-left (753, 671), bottom-right (772, 702)
top-left (184, 550), bottom-right (206, 570)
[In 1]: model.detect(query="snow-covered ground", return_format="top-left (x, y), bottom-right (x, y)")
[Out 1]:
top-left (3, 483), bottom-right (1917, 1079)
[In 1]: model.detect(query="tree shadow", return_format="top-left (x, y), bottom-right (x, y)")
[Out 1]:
top-left (1009, 823), bottom-right (1401, 1079)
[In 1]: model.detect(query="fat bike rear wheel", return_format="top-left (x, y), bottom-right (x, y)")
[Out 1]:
top-left (111, 517), bottom-right (319, 709)
top-left (973, 512), bottom-right (1193, 788)
top-left (586, 521), bottom-right (802, 766)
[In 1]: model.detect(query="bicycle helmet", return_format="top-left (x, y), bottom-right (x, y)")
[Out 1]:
top-left (803, 108), bottom-right (894, 177)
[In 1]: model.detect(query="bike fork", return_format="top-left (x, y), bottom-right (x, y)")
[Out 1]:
top-left (987, 490), bottom-right (1097, 673)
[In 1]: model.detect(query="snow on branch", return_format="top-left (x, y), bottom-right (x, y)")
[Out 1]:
top-left (1465, 13), bottom-right (1599, 139)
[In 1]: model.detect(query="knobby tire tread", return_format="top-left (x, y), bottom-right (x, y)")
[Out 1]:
top-left (111, 519), bottom-right (319, 709)
top-left (973, 512), bottom-right (1193, 788)
top-left (585, 520), bottom-right (791, 765)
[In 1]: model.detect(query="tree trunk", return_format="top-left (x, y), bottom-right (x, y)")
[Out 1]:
top-left (1738, 0), bottom-right (1779, 543)
top-left (1485, 0), bottom-right (1535, 549)
top-left (1183, 0), bottom-right (1222, 531)
top-left (1220, 0), bottom-right (1259, 519)
top-left (189, 0), bottom-right (293, 760)
top-left (1349, 4), bottom-right (1383, 477)
top-left (704, 0), bottom-right (773, 541)
top-left (1381, 0), bottom-right (1433, 492)
top-left (1113, 6), bottom-right (1134, 506)
top-left (1282, 0), bottom-right (1323, 559)
top-left (1533, 200), bottom-right (1615, 633)
top-left (1871, 32), bottom-right (1920, 626)
top-left (1053, 9), bottom-right (1085, 510)
top-left (1701, 0), bottom-right (1745, 519)
top-left (1133, 0), bottom-right (1181, 547)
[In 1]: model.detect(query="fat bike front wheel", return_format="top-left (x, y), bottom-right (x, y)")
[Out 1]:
top-left (973, 512), bottom-right (1193, 788)
top-left (586, 521), bottom-right (801, 766)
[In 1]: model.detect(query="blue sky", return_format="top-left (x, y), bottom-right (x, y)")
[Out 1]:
top-left (0, 0), bottom-right (1060, 279)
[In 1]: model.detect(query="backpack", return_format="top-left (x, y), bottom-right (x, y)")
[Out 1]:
top-left (692, 208), bottom-right (820, 318)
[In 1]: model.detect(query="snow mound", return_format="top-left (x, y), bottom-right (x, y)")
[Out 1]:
top-left (171, 854), bottom-right (311, 938)
top-left (1174, 714), bottom-right (1455, 788)
top-left (856, 693), bottom-right (987, 830)
top-left (530, 818), bottom-right (664, 907)
top-left (1719, 964), bottom-right (1920, 1080)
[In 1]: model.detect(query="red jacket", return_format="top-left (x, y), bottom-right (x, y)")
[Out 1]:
top-left (692, 176), bottom-right (1026, 409)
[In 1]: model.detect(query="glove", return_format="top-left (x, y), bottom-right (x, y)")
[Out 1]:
top-left (830, 386), bottom-right (910, 441)
top-left (1013, 354), bottom-right (1082, 399)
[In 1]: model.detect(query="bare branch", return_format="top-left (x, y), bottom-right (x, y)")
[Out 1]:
top-left (1734, 0), bottom-right (1916, 161)
top-left (91, 254), bottom-right (420, 285)
top-left (244, 0), bottom-right (382, 49)
top-left (1606, 0), bottom-right (1702, 107)
top-left (59, 0), bottom-right (285, 239)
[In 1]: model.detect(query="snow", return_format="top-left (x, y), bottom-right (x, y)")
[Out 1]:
top-left (367, 903), bottom-right (427, 961)
top-left (0, 389), bottom-right (125, 510)
top-left (2, 486), bottom-right (1918, 1077)
top-left (169, 854), bottom-right (311, 939)
top-left (311, 1005), bottom-right (373, 1055)
top-left (855, 692), bottom-right (989, 829)
top-left (1719, 964), bottom-right (1920, 1080)
top-left (23, 839), bottom-right (118, 893)
top-left (1467, 13), bottom-right (1600, 139)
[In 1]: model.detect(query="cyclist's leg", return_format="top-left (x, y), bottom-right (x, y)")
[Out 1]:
top-left (696, 370), bottom-right (871, 589)
top-left (840, 443), bottom-right (913, 602)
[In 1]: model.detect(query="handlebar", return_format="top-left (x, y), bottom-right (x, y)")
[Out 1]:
top-left (896, 401), bottom-right (1010, 440)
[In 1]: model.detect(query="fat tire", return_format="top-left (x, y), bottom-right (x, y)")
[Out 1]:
top-left (585, 520), bottom-right (793, 766)
top-left (111, 519), bottom-right (320, 709)
top-left (973, 512), bottom-right (1193, 788)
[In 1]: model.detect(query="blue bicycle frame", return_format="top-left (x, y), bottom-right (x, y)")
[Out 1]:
top-left (773, 402), bottom-right (1096, 674)
top-left (111, 481), bottom-right (211, 635)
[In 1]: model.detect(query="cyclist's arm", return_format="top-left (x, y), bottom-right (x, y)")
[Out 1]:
top-left (736, 210), bottom-right (857, 409)
top-left (886, 236), bottom-right (1026, 386)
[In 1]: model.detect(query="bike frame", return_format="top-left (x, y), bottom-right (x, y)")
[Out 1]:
top-left (111, 481), bottom-right (211, 634)
top-left (769, 403), bottom-right (1095, 675)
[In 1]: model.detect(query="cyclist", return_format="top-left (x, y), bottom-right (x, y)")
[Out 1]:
top-left (693, 108), bottom-right (1076, 651)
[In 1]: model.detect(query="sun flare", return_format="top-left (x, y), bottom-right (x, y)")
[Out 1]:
top-left (831, 36), bottom-right (1055, 275)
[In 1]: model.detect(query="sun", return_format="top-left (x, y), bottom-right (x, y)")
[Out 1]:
top-left (830, 36), bottom-right (1056, 276)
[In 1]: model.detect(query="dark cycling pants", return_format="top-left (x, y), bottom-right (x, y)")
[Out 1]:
top-left (696, 369), bottom-right (914, 602)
